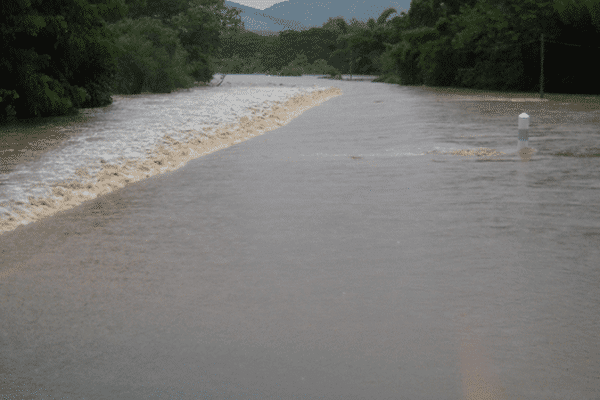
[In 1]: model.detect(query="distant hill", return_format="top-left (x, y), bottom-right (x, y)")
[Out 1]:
top-left (223, 1), bottom-right (306, 35)
top-left (224, 0), bottom-right (409, 36)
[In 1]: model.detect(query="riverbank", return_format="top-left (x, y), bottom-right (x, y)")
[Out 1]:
top-left (0, 85), bottom-right (342, 235)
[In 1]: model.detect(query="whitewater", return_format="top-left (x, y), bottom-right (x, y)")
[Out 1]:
top-left (0, 75), bottom-right (343, 234)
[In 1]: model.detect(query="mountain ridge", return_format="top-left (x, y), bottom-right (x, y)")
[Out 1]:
top-left (224, 0), bottom-right (409, 36)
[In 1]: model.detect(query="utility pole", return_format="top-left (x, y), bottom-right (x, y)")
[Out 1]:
top-left (540, 33), bottom-right (544, 99)
top-left (349, 47), bottom-right (353, 81)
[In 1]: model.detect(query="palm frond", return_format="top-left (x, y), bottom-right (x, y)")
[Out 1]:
top-left (377, 7), bottom-right (398, 26)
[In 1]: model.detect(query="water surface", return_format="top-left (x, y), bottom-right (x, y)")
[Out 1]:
top-left (1, 75), bottom-right (598, 400)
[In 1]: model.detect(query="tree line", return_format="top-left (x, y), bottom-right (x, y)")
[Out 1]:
top-left (1, 0), bottom-right (598, 124)
top-left (217, 0), bottom-right (599, 93)
top-left (0, 0), bottom-right (244, 123)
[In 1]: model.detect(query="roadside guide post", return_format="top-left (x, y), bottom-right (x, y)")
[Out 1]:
top-left (517, 113), bottom-right (530, 151)
top-left (517, 112), bottom-right (534, 161)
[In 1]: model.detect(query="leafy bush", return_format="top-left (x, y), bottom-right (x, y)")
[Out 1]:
top-left (309, 59), bottom-right (332, 74)
top-left (187, 53), bottom-right (214, 83)
top-left (373, 74), bottom-right (402, 84)
top-left (213, 53), bottom-right (265, 74)
top-left (14, 56), bottom-right (76, 117)
top-left (0, 89), bottom-right (20, 123)
top-left (289, 53), bottom-right (309, 67)
top-left (279, 53), bottom-right (312, 75)
top-left (108, 17), bottom-right (194, 94)
top-left (324, 66), bottom-right (342, 79)
top-left (0, 0), bottom-right (119, 120)
top-left (279, 66), bottom-right (303, 76)
top-left (213, 54), bottom-right (244, 74)
top-left (168, 4), bottom-right (225, 83)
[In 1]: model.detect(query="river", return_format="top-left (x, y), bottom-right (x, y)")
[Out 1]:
top-left (1, 74), bottom-right (598, 399)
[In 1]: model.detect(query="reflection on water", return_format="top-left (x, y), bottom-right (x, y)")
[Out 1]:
top-left (0, 76), bottom-right (599, 400)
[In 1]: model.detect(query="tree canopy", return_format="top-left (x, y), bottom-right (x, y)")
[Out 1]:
top-left (0, 0), bottom-right (123, 121)
top-left (0, 0), bottom-right (246, 123)
top-left (2, 0), bottom-right (598, 125)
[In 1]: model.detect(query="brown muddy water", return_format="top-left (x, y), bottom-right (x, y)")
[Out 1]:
top-left (1, 75), bottom-right (599, 400)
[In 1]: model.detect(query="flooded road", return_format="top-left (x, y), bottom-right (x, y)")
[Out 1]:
top-left (1, 75), bottom-right (599, 399)
top-left (0, 78), bottom-right (333, 232)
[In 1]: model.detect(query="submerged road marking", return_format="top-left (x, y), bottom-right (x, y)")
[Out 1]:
top-left (460, 325), bottom-right (506, 400)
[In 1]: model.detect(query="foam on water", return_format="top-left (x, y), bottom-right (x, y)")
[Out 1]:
top-left (0, 80), bottom-right (341, 233)
top-left (305, 152), bottom-right (427, 157)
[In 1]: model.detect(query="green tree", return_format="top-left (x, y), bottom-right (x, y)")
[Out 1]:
top-left (217, 52), bottom-right (264, 74)
top-left (447, 0), bottom-right (566, 90)
top-left (108, 17), bottom-right (195, 93)
top-left (320, 17), bottom-right (352, 71)
top-left (377, 9), bottom-right (409, 78)
top-left (330, 9), bottom-right (400, 77)
top-left (309, 59), bottom-right (332, 74)
top-left (0, 0), bottom-right (121, 122)
top-left (331, 25), bottom-right (358, 75)
top-left (126, 0), bottom-right (244, 83)
top-left (288, 53), bottom-right (309, 68)
top-left (169, 3), bottom-right (220, 82)
top-left (87, 0), bottom-right (129, 23)
top-left (259, 36), bottom-right (284, 73)
top-left (275, 30), bottom-right (306, 70)
top-left (214, 53), bottom-right (244, 73)
top-left (554, 0), bottom-right (600, 31)
top-left (126, 0), bottom-right (189, 21)
top-left (361, 8), bottom-right (400, 74)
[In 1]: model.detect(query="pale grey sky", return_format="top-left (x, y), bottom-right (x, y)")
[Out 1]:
top-left (229, 0), bottom-right (287, 10)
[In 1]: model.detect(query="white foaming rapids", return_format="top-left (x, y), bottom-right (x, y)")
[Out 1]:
top-left (0, 78), bottom-right (342, 234)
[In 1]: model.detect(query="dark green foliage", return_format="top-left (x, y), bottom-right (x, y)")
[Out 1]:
top-left (0, 0), bottom-right (120, 121)
top-left (168, 1), bottom-right (224, 83)
top-left (279, 66), bottom-right (303, 76)
top-left (1, 0), bottom-right (243, 123)
top-left (0, 89), bottom-right (20, 123)
top-left (216, 24), bottom-right (353, 75)
top-left (126, 0), bottom-right (188, 21)
top-left (372, 74), bottom-right (402, 84)
top-left (3, 0), bottom-right (597, 126)
top-left (107, 17), bottom-right (194, 94)
top-left (210, 0), bottom-right (597, 94)
top-left (212, 8), bottom-right (405, 77)
top-left (393, 0), bottom-right (600, 92)
top-left (324, 66), bottom-right (342, 79)
top-left (126, 0), bottom-right (243, 84)
top-left (87, 0), bottom-right (129, 23)
top-left (276, 30), bottom-right (307, 71)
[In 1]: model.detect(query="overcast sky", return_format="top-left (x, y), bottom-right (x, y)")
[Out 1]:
top-left (229, 0), bottom-right (287, 10)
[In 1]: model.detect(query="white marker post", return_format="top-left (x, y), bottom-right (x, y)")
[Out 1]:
top-left (517, 113), bottom-right (530, 152)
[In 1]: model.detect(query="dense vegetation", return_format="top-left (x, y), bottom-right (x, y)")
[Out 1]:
top-left (1, 0), bottom-right (598, 124)
top-left (0, 0), bottom-right (243, 122)
top-left (216, 0), bottom-right (600, 93)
